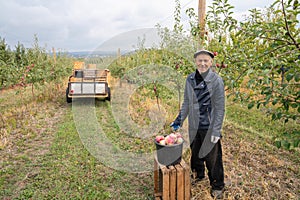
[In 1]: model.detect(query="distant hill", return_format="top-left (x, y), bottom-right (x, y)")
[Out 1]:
top-left (66, 50), bottom-right (132, 58)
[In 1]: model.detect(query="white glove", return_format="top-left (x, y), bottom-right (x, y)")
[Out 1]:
top-left (211, 136), bottom-right (220, 143)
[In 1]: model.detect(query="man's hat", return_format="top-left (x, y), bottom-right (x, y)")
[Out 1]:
top-left (194, 49), bottom-right (214, 59)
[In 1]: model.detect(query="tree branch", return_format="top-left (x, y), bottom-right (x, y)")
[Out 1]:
top-left (238, 27), bottom-right (294, 46)
top-left (281, 0), bottom-right (300, 51)
top-left (256, 44), bottom-right (290, 60)
top-left (256, 35), bottom-right (293, 45)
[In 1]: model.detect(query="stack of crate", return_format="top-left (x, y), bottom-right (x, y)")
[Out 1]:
top-left (154, 158), bottom-right (191, 200)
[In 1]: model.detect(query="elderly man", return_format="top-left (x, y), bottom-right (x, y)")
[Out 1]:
top-left (171, 49), bottom-right (225, 199)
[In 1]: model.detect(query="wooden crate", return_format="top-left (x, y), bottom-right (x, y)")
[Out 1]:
top-left (154, 158), bottom-right (191, 200)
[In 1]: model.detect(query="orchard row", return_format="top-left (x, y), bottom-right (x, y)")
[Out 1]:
top-left (0, 36), bottom-right (74, 90)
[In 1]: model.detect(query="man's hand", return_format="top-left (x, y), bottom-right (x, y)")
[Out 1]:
top-left (211, 136), bottom-right (220, 143)
top-left (170, 122), bottom-right (180, 131)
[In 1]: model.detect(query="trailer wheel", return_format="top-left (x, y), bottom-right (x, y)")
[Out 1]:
top-left (106, 87), bottom-right (111, 101)
top-left (66, 87), bottom-right (72, 103)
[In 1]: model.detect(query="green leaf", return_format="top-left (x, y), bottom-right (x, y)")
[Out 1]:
top-left (248, 101), bottom-right (255, 109)
top-left (295, 73), bottom-right (300, 82)
top-left (294, 139), bottom-right (300, 148)
top-left (278, 112), bottom-right (282, 119)
top-left (257, 102), bottom-right (261, 109)
top-left (291, 103), bottom-right (298, 108)
top-left (286, 73), bottom-right (294, 82)
top-left (272, 98), bottom-right (278, 105)
top-left (283, 100), bottom-right (290, 111)
top-left (281, 140), bottom-right (291, 150)
top-left (274, 140), bottom-right (281, 148)
top-left (272, 113), bottom-right (277, 120)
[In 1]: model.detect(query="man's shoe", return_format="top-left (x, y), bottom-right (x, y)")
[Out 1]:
top-left (211, 189), bottom-right (223, 199)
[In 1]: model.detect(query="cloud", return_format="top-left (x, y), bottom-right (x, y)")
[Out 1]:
top-left (95, 28), bottom-right (161, 53)
top-left (0, 0), bottom-right (277, 51)
top-left (228, 0), bottom-right (274, 11)
top-left (0, 0), bottom-right (177, 51)
top-left (0, 1), bottom-right (70, 48)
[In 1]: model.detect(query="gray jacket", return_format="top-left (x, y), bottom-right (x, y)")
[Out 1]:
top-left (175, 68), bottom-right (225, 140)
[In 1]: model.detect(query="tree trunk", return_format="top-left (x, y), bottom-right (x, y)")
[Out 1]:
top-left (198, 0), bottom-right (206, 38)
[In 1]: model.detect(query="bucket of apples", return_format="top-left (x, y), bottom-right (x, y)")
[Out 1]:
top-left (154, 132), bottom-right (184, 166)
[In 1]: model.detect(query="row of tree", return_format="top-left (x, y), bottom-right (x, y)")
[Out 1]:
top-left (2, 0), bottom-right (296, 124)
top-left (0, 35), bottom-right (73, 91)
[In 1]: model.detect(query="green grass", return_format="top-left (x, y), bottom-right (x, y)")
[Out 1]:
top-left (226, 100), bottom-right (299, 142)
top-left (21, 116), bottom-right (113, 199)
top-left (225, 99), bottom-right (300, 163)
top-left (3, 103), bottom-right (154, 199)
top-left (0, 84), bottom-right (154, 199)
top-left (1, 80), bottom-right (299, 199)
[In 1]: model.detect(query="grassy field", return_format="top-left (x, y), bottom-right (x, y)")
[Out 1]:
top-left (0, 80), bottom-right (299, 199)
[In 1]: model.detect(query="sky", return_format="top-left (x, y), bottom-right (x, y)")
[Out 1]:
top-left (0, 0), bottom-right (275, 52)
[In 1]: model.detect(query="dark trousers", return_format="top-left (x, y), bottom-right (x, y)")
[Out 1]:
top-left (190, 129), bottom-right (225, 190)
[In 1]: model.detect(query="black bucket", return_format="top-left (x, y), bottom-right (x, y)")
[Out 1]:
top-left (155, 139), bottom-right (184, 166)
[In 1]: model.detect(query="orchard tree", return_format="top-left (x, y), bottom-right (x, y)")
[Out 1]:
top-left (224, 0), bottom-right (299, 122)
top-left (0, 34), bottom-right (73, 92)
top-left (14, 42), bottom-right (27, 68)
top-left (185, 0), bottom-right (299, 122)
top-left (0, 37), bottom-right (14, 88)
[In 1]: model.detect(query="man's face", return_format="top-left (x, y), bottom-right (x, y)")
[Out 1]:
top-left (195, 54), bottom-right (213, 73)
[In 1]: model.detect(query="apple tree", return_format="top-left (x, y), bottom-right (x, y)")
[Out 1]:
top-left (186, 0), bottom-right (299, 122)
top-left (0, 37), bottom-right (15, 88)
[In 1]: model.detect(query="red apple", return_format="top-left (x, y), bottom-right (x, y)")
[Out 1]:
top-left (159, 140), bottom-right (166, 145)
top-left (174, 132), bottom-right (182, 138)
top-left (155, 135), bottom-right (164, 143)
top-left (177, 137), bottom-right (184, 144)
top-left (169, 133), bottom-right (177, 139)
top-left (165, 136), bottom-right (175, 145)
top-left (169, 133), bottom-right (177, 143)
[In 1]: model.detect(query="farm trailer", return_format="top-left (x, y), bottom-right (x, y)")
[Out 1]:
top-left (66, 61), bottom-right (111, 103)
